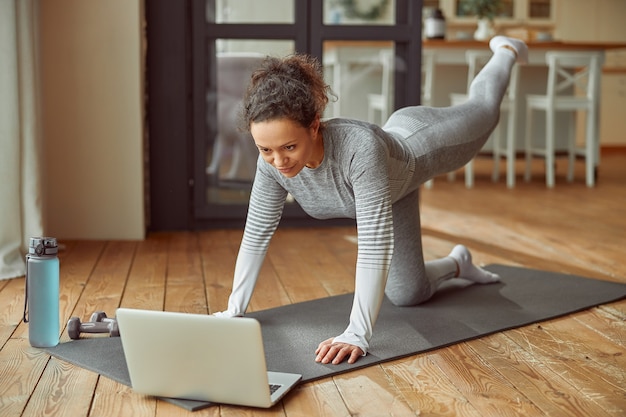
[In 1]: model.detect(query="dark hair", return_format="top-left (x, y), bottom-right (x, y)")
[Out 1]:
top-left (241, 54), bottom-right (333, 131)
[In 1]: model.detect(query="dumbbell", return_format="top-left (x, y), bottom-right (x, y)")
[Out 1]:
top-left (67, 310), bottom-right (120, 339)
top-left (89, 311), bottom-right (115, 324)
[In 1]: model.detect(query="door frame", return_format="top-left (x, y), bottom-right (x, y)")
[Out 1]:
top-left (147, 0), bottom-right (423, 231)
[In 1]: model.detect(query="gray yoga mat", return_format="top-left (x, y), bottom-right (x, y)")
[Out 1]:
top-left (44, 264), bottom-right (626, 411)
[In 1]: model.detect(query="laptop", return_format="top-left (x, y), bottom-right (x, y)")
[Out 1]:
top-left (115, 308), bottom-right (302, 408)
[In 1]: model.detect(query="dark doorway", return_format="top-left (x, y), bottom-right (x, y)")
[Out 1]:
top-left (147, 0), bottom-right (423, 231)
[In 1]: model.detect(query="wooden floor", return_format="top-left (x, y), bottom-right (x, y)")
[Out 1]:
top-left (2, 154), bottom-right (625, 417)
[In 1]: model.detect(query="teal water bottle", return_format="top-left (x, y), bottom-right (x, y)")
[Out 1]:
top-left (24, 237), bottom-right (60, 347)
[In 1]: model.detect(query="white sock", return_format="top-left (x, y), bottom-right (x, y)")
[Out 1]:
top-left (425, 257), bottom-right (458, 289)
top-left (489, 35), bottom-right (528, 64)
top-left (449, 245), bottom-right (500, 284)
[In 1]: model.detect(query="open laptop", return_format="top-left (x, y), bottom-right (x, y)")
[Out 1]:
top-left (115, 308), bottom-right (302, 408)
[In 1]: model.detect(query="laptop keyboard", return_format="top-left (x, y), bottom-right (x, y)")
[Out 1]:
top-left (269, 384), bottom-right (282, 395)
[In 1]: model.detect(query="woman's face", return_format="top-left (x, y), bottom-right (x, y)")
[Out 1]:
top-left (251, 117), bottom-right (322, 178)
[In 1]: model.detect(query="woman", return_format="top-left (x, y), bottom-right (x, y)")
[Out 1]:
top-left (215, 36), bottom-right (528, 365)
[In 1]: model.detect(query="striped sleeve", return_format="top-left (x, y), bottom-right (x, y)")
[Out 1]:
top-left (222, 168), bottom-right (287, 316)
top-left (240, 170), bottom-right (287, 254)
top-left (332, 146), bottom-right (394, 354)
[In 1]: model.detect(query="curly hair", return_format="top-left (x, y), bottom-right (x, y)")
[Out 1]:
top-left (241, 54), bottom-right (333, 131)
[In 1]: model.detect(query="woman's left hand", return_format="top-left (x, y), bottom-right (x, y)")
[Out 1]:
top-left (315, 337), bottom-right (364, 365)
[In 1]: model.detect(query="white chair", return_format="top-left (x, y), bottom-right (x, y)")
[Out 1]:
top-left (368, 50), bottom-right (436, 124)
top-left (408, 50), bottom-right (439, 189)
top-left (420, 50), bottom-right (438, 188)
top-left (420, 50), bottom-right (436, 108)
top-left (366, 50), bottom-right (440, 189)
top-left (367, 49), bottom-right (395, 124)
top-left (524, 51), bottom-right (604, 188)
top-left (446, 50), bottom-right (520, 189)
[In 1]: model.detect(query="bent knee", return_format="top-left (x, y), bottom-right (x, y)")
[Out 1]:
top-left (385, 288), bottom-right (432, 307)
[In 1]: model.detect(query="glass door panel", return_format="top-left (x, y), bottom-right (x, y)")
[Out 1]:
top-left (190, 0), bottom-right (422, 227)
top-left (205, 39), bottom-right (295, 207)
top-left (209, 0), bottom-right (294, 23)
top-left (195, 0), bottom-right (303, 223)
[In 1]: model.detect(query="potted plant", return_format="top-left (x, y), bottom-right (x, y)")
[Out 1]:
top-left (458, 0), bottom-right (503, 40)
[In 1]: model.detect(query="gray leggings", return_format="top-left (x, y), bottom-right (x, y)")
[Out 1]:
top-left (382, 51), bottom-right (515, 306)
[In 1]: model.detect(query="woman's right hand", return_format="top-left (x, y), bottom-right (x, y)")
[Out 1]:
top-left (315, 337), bottom-right (365, 365)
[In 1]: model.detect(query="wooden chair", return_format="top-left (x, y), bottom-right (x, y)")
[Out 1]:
top-left (524, 51), bottom-right (604, 187)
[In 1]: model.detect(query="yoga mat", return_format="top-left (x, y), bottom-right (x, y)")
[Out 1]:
top-left (44, 264), bottom-right (626, 411)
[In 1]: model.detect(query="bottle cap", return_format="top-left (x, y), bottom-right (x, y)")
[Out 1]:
top-left (29, 237), bottom-right (58, 256)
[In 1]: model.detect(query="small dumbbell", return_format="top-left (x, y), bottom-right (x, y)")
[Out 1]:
top-left (67, 312), bottom-right (120, 339)
top-left (89, 310), bottom-right (116, 324)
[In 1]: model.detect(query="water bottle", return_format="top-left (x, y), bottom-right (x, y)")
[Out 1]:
top-left (23, 237), bottom-right (60, 347)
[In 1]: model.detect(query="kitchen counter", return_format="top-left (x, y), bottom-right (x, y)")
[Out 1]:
top-left (423, 39), bottom-right (626, 65)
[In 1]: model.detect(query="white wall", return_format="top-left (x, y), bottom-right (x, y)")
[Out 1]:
top-left (555, 0), bottom-right (626, 148)
top-left (555, 0), bottom-right (626, 42)
top-left (40, 0), bottom-right (145, 240)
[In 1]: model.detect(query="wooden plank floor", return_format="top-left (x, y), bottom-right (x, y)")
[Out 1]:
top-left (2, 154), bottom-right (625, 417)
